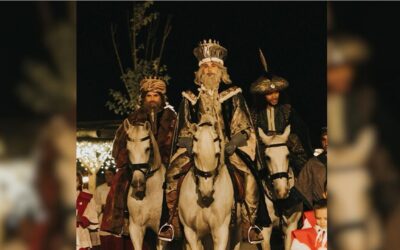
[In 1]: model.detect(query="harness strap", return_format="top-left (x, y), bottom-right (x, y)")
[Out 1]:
top-left (265, 143), bottom-right (287, 148)
top-left (193, 166), bottom-right (219, 179)
top-left (128, 162), bottom-right (160, 179)
top-left (269, 172), bottom-right (289, 181)
top-left (243, 200), bottom-right (256, 226)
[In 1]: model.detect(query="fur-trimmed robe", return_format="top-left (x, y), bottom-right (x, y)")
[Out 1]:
top-left (101, 105), bottom-right (176, 234)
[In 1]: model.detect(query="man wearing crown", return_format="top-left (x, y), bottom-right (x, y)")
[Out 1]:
top-left (250, 50), bottom-right (313, 177)
top-left (158, 39), bottom-right (269, 244)
top-left (101, 76), bottom-right (177, 239)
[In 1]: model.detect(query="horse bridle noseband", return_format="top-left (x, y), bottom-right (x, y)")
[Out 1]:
top-left (265, 143), bottom-right (290, 181)
top-left (193, 156), bottom-right (221, 180)
top-left (127, 134), bottom-right (158, 179)
top-left (192, 125), bottom-right (222, 181)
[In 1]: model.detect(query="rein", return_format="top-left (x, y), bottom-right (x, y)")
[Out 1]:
top-left (128, 162), bottom-right (158, 179)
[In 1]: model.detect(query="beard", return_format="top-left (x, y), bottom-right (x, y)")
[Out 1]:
top-left (200, 73), bottom-right (221, 90)
top-left (143, 100), bottom-right (162, 113)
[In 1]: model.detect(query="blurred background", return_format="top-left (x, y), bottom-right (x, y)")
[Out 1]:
top-left (0, 2), bottom-right (75, 249)
top-left (328, 3), bottom-right (400, 250)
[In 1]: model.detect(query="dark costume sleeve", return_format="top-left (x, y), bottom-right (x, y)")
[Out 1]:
top-left (157, 108), bottom-right (177, 165)
top-left (288, 107), bottom-right (313, 174)
top-left (294, 160), bottom-right (314, 209)
top-left (112, 123), bottom-right (129, 168)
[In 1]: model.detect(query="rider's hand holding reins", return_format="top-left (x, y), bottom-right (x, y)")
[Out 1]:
top-left (177, 136), bottom-right (193, 154)
top-left (225, 131), bottom-right (248, 156)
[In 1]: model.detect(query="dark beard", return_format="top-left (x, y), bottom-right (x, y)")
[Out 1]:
top-left (143, 101), bottom-right (162, 114)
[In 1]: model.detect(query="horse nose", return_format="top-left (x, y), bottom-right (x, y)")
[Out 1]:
top-left (201, 195), bottom-right (214, 207)
top-left (276, 189), bottom-right (288, 199)
top-left (135, 191), bottom-right (145, 200)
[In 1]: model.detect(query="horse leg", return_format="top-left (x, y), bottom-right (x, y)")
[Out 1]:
top-left (260, 226), bottom-right (272, 250)
top-left (183, 226), bottom-right (202, 250)
top-left (129, 222), bottom-right (145, 250)
top-left (211, 218), bottom-right (230, 250)
top-left (284, 211), bottom-right (302, 250)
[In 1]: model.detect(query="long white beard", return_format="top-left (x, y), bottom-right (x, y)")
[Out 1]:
top-left (201, 73), bottom-right (221, 90)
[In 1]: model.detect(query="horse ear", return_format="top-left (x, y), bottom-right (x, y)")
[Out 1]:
top-left (144, 121), bottom-right (151, 132)
top-left (258, 127), bottom-right (272, 145)
top-left (123, 119), bottom-right (131, 132)
top-left (282, 125), bottom-right (291, 140)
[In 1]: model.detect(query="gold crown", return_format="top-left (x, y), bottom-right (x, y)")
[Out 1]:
top-left (140, 75), bottom-right (166, 94)
top-left (142, 75), bottom-right (163, 81)
top-left (193, 39), bottom-right (227, 66)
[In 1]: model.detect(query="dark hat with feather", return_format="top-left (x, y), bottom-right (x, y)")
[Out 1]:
top-left (250, 49), bottom-right (289, 95)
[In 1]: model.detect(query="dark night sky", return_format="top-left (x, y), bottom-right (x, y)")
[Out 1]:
top-left (77, 2), bottom-right (326, 148)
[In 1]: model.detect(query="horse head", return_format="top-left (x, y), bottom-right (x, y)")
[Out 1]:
top-left (258, 125), bottom-right (291, 199)
top-left (191, 116), bottom-right (221, 207)
top-left (124, 119), bottom-right (161, 200)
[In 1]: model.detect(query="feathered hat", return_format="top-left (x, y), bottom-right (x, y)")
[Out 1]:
top-left (250, 49), bottom-right (289, 95)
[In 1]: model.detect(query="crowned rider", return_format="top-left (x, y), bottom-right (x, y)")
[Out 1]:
top-left (158, 39), bottom-right (270, 244)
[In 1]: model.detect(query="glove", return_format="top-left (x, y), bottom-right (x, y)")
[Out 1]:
top-left (177, 137), bottom-right (193, 154)
top-left (225, 132), bottom-right (248, 156)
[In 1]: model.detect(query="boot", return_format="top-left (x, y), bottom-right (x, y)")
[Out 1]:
top-left (158, 190), bottom-right (181, 241)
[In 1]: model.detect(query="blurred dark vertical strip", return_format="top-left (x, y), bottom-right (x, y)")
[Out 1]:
top-left (328, 3), bottom-right (400, 250)
top-left (0, 2), bottom-right (76, 249)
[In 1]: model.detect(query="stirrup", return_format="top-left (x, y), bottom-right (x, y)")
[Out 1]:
top-left (248, 225), bottom-right (263, 245)
top-left (158, 223), bottom-right (174, 242)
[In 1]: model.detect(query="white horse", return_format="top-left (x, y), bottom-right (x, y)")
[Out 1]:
top-left (258, 125), bottom-right (302, 250)
top-left (124, 119), bottom-right (166, 250)
top-left (178, 119), bottom-right (234, 250)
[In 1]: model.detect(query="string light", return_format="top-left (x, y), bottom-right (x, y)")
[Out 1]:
top-left (76, 141), bottom-right (116, 174)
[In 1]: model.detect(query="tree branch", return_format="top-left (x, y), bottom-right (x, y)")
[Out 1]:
top-left (131, 4), bottom-right (137, 70)
top-left (157, 15), bottom-right (172, 74)
top-left (111, 24), bottom-right (125, 77)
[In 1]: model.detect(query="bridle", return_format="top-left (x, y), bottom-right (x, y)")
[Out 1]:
top-left (264, 142), bottom-right (291, 182)
top-left (192, 123), bottom-right (222, 183)
top-left (126, 134), bottom-right (158, 179)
